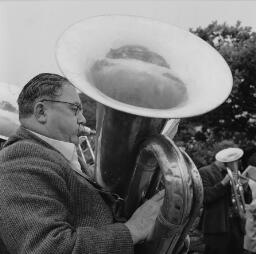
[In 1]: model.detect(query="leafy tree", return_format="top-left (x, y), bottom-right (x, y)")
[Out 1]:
top-left (190, 21), bottom-right (255, 138)
top-left (175, 21), bottom-right (256, 167)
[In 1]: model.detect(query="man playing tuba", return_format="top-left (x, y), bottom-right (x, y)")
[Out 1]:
top-left (0, 73), bottom-right (170, 254)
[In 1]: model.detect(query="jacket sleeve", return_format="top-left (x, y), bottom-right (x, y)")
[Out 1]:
top-left (0, 156), bottom-right (133, 254)
top-left (199, 167), bottom-right (228, 206)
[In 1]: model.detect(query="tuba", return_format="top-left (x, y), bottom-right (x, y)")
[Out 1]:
top-left (56, 15), bottom-right (233, 253)
top-left (0, 82), bottom-right (20, 147)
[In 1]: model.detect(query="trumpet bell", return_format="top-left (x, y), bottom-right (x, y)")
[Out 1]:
top-left (0, 82), bottom-right (20, 139)
top-left (56, 15), bottom-right (232, 118)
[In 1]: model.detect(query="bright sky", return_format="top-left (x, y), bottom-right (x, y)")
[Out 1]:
top-left (1, 0), bottom-right (256, 87)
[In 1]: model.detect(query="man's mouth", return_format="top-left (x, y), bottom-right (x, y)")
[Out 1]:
top-left (77, 125), bottom-right (83, 137)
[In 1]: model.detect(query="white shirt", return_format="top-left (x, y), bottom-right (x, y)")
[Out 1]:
top-left (29, 129), bottom-right (83, 174)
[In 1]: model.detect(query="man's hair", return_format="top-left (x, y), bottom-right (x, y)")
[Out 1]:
top-left (18, 73), bottom-right (70, 119)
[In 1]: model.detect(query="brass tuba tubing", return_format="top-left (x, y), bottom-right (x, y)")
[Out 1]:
top-left (127, 135), bottom-right (203, 254)
top-left (94, 104), bottom-right (166, 196)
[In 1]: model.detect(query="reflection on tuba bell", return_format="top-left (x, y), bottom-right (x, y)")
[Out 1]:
top-left (56, 15), bottom-right (233, 253)
top-left (0, 82), bottom-right (20, 148)
top-left (216, 148), bottom-right (246, 219)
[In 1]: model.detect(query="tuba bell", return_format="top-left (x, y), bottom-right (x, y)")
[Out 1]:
top-left (56, 15), bottom-right (233, 253)
top-left (0, 82), bottom-right (20, 148)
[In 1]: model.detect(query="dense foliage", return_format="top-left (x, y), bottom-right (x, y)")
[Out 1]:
top-left (174, 21), bottom-right (256, 167)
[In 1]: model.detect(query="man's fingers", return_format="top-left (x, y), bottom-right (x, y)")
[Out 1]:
top-left (150, 189), bottom-right (165, 202)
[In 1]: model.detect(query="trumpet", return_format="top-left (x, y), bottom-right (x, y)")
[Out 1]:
top-left (226, 161), bottom-right (246, 219)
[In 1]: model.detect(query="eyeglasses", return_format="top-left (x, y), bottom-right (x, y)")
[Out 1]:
top-left (40, 99), bottom-right (83, 115)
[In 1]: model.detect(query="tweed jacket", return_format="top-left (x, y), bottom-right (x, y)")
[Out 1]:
top-left (199, 162), bottom-right (252, 234)
top-left (0, 127), bottom-right (133, 254)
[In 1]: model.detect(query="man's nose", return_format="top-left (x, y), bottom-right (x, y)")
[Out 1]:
top-left (77, 111), bottom-right (86, 125)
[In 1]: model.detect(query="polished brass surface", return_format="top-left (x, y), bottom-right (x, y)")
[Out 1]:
top-left (0, 82), bottom-right (20, 141)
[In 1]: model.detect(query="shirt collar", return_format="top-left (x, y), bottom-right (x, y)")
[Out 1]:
top-left (28, 129), bottom-right (77, 162)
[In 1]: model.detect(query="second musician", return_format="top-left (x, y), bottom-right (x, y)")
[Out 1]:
top-left (199, 145), bottom-right (252, 254)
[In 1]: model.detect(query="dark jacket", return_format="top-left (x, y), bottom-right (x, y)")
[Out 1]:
top-left (199, 162), bottom-right (252, 234)
top-left (0, 127), bottom-right (133, 254)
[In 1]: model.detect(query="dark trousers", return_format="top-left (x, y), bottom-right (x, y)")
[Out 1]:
top-left (204, 217), bottom-right (244, 254)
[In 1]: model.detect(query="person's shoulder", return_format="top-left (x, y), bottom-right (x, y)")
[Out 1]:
top-left (0, 138), bottom-right (62, 166)
top-left (0, 138), bottom-right (68, 178)
top-left (198, 163), bottom-right (215, 175)
top-left (2, 138), bottom-right (47, 155)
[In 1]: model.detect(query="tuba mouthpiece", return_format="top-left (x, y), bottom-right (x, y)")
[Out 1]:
top-left (80, 126), bottom-right (96, 136)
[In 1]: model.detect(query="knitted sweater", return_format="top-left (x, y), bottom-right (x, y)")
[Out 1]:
top-left (0, 127), bottom-right (133, 254)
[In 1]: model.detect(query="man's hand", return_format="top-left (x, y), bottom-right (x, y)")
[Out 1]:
top-left (175, 235), bottom-right (190, 254)
top-left (124, 190), bottom-right (165, 244)
top-left (221, 174), bottom-right (230, 186)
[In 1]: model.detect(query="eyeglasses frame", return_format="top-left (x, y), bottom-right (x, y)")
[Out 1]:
top-left (39, 99), bottom-right (83, 116)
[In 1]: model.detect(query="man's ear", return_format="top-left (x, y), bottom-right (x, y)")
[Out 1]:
top-left (34, 102), bottom-right (47, 123)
